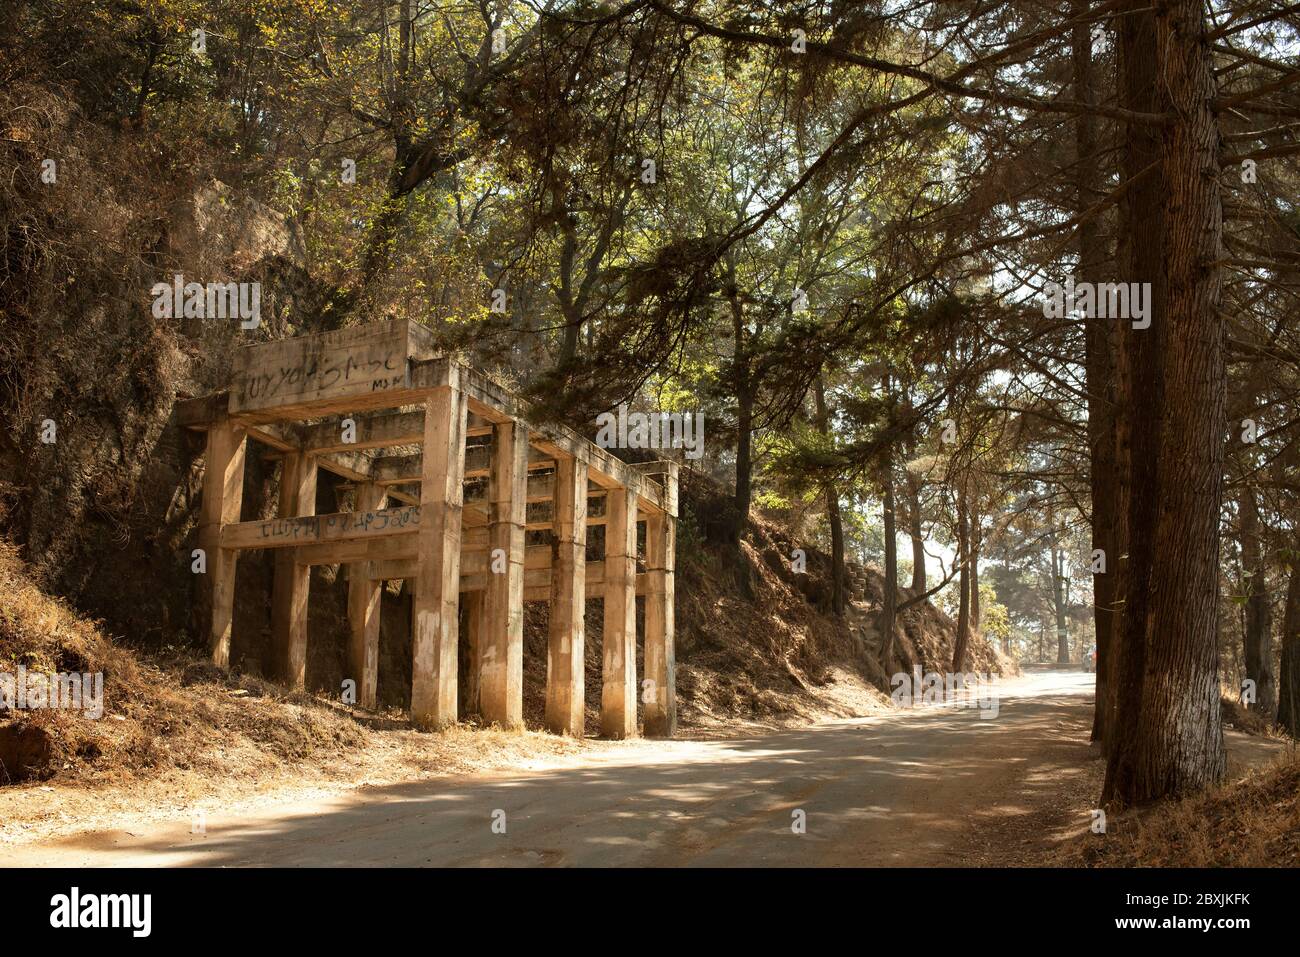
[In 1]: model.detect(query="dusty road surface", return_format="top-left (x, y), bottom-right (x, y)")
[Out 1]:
top-left (3, 672), bottom-right (1282, 867)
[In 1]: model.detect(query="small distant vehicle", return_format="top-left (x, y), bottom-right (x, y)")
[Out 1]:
top-left (1083, 646), bottom-right (1097, 673)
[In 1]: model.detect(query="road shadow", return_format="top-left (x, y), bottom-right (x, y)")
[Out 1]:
top-left (35, 679), bottom-right (1102, 867)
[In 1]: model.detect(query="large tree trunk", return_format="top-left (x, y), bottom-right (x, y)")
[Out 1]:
top-left (950, 491), bottom-right (971, 673)
top-left (969, 512), bottom-right (981, 634)
top-left (727, 274), bottom-right (754, 554)
top-left (813, 377), bottom-right (847, 615)
top-left (1278, 561), bottom-right (1300, 737)
top-left (733, 392), bottom-right (754, 546)
top-left (1052, 540), bottom-right (1070, 664)
top-left (1073, 0), bottom-right (1120, 746)
top-left (907, 470), bottom-right (927, 592)
top-left (827, 489), bottom-right (846, 611)
top-left (1106, 0), bottom-right (1166, 795)
top-left (1103, 0), bottom-right (1227, 806)
top-left (1238, 486), bottom-right (1276, 716)
top-left (557, 215), bottom-right (582, 365)
top-left (878, 377), bottom-right (899, 659)
top-left (880, 452), bottom-right (898, 663)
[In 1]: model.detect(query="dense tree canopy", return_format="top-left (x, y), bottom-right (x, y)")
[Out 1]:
top-left (3, 0), bottom-right (1298, 809)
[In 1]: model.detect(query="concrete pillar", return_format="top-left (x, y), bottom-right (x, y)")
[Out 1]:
top-left (643, 510), bottom-right (676, 737)
top-left (200, 418), bottom-right (246, 669)
top-left (459, 590), bottom-right (485, 717)
top-left (601, 485), bottom-right (638, 738)
top-left (347, 483), bottom-right (386, 709)
top-left (411, 384), bottom-right (468, 729)
top-left (545, 455), bottom-right (587, 735)
top-left (272, 451), bottom-right (317, 690)
top-left (481, 420), bottom-right (528, 729)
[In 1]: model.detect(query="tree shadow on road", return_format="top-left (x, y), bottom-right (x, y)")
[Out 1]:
top-left (38, 683), bottom-right (1109, 867)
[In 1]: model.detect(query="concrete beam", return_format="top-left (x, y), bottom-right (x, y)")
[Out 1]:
top-left (182, 353), bottom-right (671, 512)
top-left (229, 319), bottom-right (439, 422)
top-left (301, 410), bottom-right (425, 455)
top-left (221, 503), bottom-right (422, 551)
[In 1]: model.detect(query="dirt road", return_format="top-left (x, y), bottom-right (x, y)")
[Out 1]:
top-left (4, 672), bottom-right (1282, 867)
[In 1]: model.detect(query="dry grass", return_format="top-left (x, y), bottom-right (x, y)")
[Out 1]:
top-left (0, 496), bottom-right (920, 793)
top-left (0, 719), bottom-right (623, 848)
top-left (0, 464), bottom-right (987, 844)
top-left (0, 539), bottom-right (601, 791)
top-left (675, 526), bottom-right (889, 730)
top-left (0, 538), bottom-right (373, 785)
top-left (0, 538), bottom-right (630, 842)
top-left (1220, 692), bottom-right (1280, 738)
top-left (1063, 753), bottom-right (1300, 867)
top-left (671, 500), bottom-right (1008, 732)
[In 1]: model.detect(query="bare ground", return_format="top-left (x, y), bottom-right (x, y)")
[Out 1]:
top-left (8, 671), bottom-right (1283, 867)
top-left (0, 665), bottom-right (887, 851)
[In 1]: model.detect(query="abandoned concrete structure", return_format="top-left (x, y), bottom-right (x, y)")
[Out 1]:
top-left (178, 319), bottom-right (678, 738)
